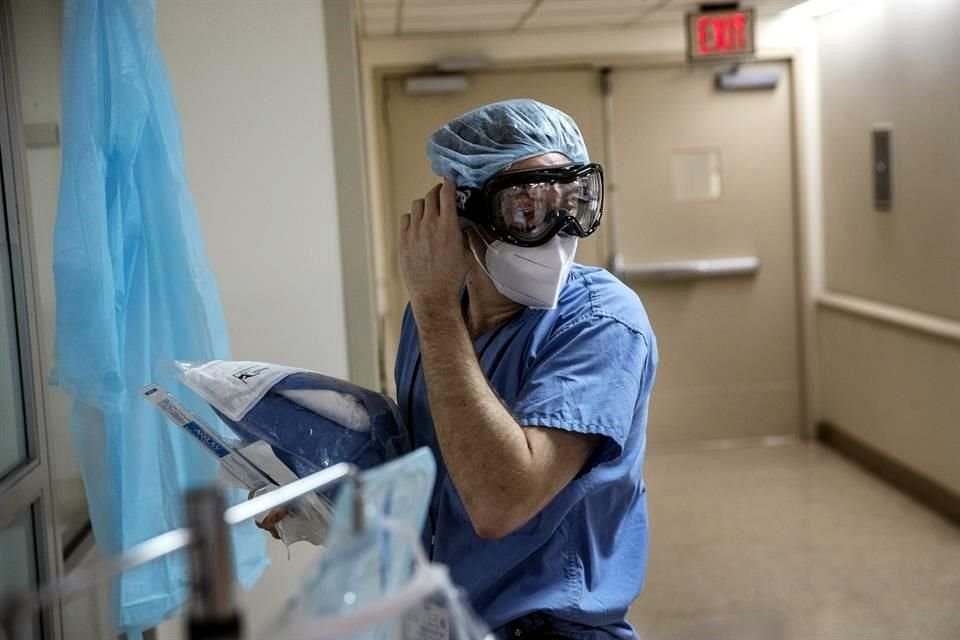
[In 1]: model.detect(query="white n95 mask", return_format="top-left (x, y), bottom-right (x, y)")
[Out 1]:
top-left (470, 232), bottom-right (577, 309)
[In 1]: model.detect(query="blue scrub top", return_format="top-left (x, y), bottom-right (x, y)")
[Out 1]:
top-left (395, 264), bottom-right (658, 640)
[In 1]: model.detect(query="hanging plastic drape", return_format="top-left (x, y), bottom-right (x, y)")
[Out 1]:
top-left (53, 0), bottom-right (267, 634)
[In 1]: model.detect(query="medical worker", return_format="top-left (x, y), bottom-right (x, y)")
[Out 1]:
top-left (395, 99), bottom-right (658, 639)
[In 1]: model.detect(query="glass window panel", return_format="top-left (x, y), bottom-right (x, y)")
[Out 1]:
top-left (0, 211), bottom-right (27, 479)
top-left (0, 507), bottom-right (43, 639)
top-left (11, 0), bottom-right (92, 548)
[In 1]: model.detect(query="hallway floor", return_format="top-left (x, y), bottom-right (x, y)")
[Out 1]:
top-left (629, 440), bottom-right (960, 640)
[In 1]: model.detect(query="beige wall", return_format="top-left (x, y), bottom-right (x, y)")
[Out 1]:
top-left (360, 14), bottom-right (824, 403)
top-left (819, 308), bottom-right (960, 492)
top-left (815, 0), bottom-right (960, 494)
top-left (156, 1), bottom-right (348, 637)
top-left (12, 0), bottom-right (78, 503)
top-left (819, 0), bottom-right (960, 321)
top-left (158, 0), bottom-right (349, 375)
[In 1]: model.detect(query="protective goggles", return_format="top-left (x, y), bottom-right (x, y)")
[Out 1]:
top-left (456, 163), bottom-right (604, 247)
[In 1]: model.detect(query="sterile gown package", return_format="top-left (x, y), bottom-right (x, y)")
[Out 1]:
top-left (141, 384), bottom-right (332, 546)
top-left (176, 360), bottom-right (411, 479)
top-left (426, 98), bottom-right (590, 188)
top-left (51, 0), bottom-right (265, 635)
top-left (260, 449), bottom-right (491, 640)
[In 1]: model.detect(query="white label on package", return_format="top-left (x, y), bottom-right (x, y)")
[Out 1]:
top-left (180, 360), bottom-right (310, 421)
top-left (141, 384), bottom-right (271, 491)
top-left (401, 601), bottom-right (450, 640)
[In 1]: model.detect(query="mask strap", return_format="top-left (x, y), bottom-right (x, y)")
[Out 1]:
top-left (466, 228), bottom-right (496, 283)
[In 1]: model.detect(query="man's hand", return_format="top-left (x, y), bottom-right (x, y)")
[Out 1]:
top-left (248, 489), bottom-right (288, 541)
top-left (399, 179), bottom-right (471, 312)
top-left (256, 507), bottom-right (289, 541)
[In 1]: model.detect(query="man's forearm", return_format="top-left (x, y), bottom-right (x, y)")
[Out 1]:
top-left (413, 302), bottom-right (534, 537)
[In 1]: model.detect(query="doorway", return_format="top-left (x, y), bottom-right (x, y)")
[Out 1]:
top-left (378, 61), bottom-right (801, 442)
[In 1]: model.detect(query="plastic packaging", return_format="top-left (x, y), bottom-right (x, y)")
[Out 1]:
top-left (260, 449), bottom-right (491, 640)
top-left (141, 384), bottom-right (332, 545)
top-left (176, 359), bottom-right (410, 481)
top-left (239, 441), bottom-right (334, 546)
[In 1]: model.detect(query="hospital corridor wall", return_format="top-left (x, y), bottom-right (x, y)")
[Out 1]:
top-left (813, 0), bottom-right (960, 502)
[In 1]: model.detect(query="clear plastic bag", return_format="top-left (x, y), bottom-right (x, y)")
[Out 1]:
top-left (273, 561), bottom-right (492, 640)
top-left (258, 450), bottom-right (491, 640)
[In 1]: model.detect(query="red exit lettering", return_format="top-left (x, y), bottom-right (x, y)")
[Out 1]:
top-left (696, 12), bottom-right (749, 55)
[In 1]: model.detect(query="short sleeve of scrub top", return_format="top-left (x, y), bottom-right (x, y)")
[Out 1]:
top-left (511, 304), bottom-right (648, 465)
top-left (395, 264), bottom-right (658, 640)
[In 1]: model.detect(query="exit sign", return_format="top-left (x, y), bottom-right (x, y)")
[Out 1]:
top-left (686, 8), bottom-right (755, 62)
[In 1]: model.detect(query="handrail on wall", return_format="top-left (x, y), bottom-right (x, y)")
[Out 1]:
top-left (610, 254), bottom-right (760, 281)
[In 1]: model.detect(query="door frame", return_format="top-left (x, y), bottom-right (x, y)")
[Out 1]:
top-left (365, 47), bottom-right (822, 439)
top-left (0, 0), bottom-right (64, 637)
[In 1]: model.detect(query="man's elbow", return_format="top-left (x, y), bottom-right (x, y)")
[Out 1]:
top-left (471, 516), bottom-right (514, 540)
top-left (465, 496), bottom-right (537, 540)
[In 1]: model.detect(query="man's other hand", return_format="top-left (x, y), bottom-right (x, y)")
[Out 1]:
top-left (399, 178), bottom-right (471, 312)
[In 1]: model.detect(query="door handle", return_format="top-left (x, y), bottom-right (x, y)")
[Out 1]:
top-left (609, 254), bottom-right (760, 281)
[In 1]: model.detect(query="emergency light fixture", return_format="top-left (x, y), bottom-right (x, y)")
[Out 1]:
top-left (404, 74), bottom-right (468, 95)
top-left (715, 67), bottom-right (781, 91)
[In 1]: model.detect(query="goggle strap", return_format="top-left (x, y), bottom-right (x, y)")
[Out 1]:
top-left (455, 186), bottom-right (487, 225)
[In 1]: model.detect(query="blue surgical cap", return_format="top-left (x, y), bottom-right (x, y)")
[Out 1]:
top-left (426, 99), bottom-right (589, 188)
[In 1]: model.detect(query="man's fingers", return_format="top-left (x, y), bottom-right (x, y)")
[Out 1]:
top-left (268, 508), bottom-right (289, 525)
top-left (260, 507), bottom-right (289, 528)
top-left (400, 212), bottom-right (411, 232)
top-left (411, 198), bottom-right (426, 222)
top-left (439, 178), bottom-right (457, 220)
top-left (424, 184), bottom-right (442, 218)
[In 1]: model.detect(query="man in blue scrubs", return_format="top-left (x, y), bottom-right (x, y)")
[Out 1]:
top-left (396, 99), bottom-right (658, 639)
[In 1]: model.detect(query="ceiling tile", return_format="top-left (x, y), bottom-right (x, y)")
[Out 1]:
top-left (402, 21), bottom-right (519, 34)
top-left (404, 0), bottom-right (529, 3)
top-left (363, 0), bottom-right (811, 38)
top-left (524, 16), bottom-right (636, 29)
top-left (539, 0), bottom-right (651, 10)
top-left (403, 3), bottom-right (530, 17)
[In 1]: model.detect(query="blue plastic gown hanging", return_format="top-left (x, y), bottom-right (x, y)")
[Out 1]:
top-left (53, 0), bottom-right (267, 634)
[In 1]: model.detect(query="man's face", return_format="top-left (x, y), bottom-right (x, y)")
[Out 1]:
top-left (463, 152), bottom-right (574, 277)
top-left (468, 151), bottom-right (573, 242)
top-left (500, 182), bottom-right (580, 233)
